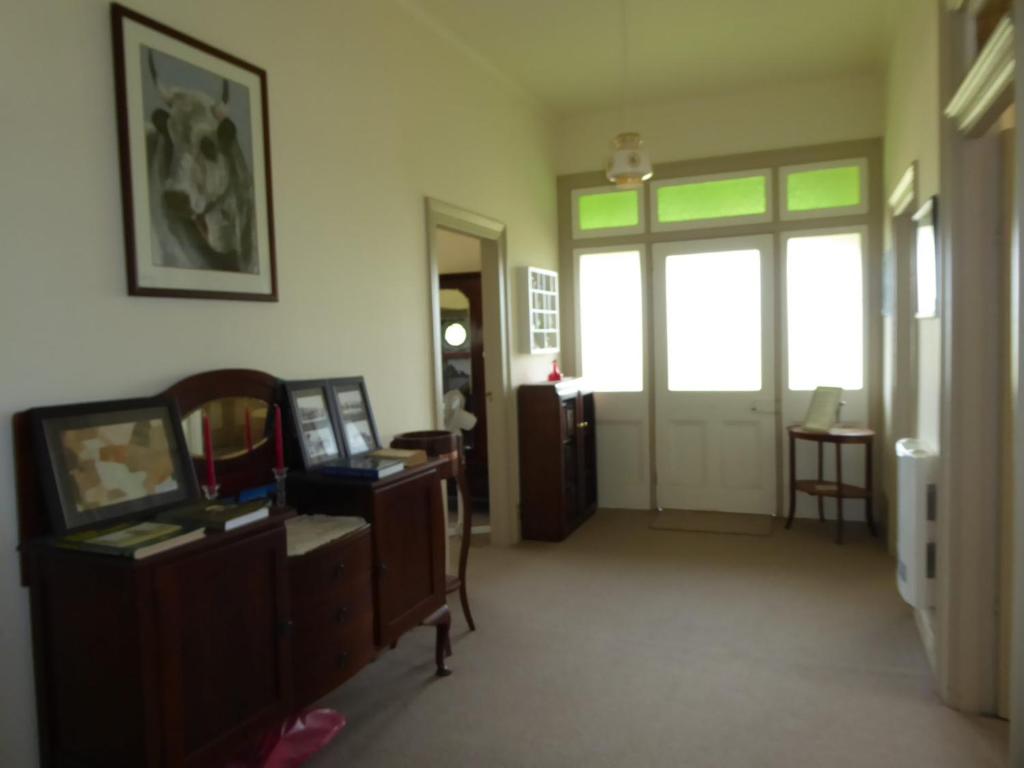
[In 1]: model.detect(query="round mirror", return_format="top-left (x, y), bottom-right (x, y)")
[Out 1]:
top-left (182, 397), bottom-right (271, 460)
top-left (444, 321), bottom-right (468, 348)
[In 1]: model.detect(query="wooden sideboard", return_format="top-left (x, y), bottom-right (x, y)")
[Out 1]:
top-left (15, 369), bottom-right (454, 767)
top-left (518, 380), bottom-right (597, 541)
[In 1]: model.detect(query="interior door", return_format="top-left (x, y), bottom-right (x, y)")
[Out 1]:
top-left (653, 235), bottom-right (777, 515)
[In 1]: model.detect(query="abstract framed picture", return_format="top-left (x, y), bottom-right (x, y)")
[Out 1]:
top-left (329, 377), bottom-right (381, 456)
top-left (30, 397), bottom-right (199, 535)
top-left (111, 4), bottom-right (277, 301)
top-left (282, 381), bottom-right (345, 470)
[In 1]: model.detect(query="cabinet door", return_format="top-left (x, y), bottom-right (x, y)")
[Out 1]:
top-left (153, 528), bottom-right (291, 766)
top-left (561, 395), bottom-right (579, 527)
top-left (372, 472), bottom-right (445, 644)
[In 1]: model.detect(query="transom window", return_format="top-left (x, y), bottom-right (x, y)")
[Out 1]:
top-left (780, 159), bottom-right (868, 220)
top-left (651, 170), bottom-right (771, 232)
top-left (572, 186), bottom-right (644, 238)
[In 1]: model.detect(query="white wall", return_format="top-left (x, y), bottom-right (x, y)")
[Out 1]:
top-left (0, 1), bottom-right (556, 763)
top-left (884, 0), bottom-right (942, 451)
top-left (554, 74), bottom-right (884, 173)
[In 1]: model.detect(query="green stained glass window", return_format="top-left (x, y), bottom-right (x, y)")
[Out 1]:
top-left (657, 176), bottom-right (767, 224)
top-left (577, 190), bottom-right (640, 231)
top-left (786, 165), bottom-right (862, 212)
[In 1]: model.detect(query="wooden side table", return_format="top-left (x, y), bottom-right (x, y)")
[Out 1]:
top-left (786, 426), bottom-right (877, 544)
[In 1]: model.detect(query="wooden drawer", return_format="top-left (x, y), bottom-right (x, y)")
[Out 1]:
top-left (293, 608), bottom-right (375, 705)
top-left (295, 577), bottom-right (374, 635)
top-left (289, 529), bottom-right (373, 612)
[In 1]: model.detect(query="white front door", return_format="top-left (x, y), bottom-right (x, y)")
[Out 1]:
top-left (653, 236), bottom-right (777, 515)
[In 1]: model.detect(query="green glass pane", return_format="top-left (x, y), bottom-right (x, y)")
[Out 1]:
top-left (578, 190), bottom-right (639, 231)
top-left (786, 166), bottom-right (861, 212)
top-left (657, 176), bottom-right (767, 223)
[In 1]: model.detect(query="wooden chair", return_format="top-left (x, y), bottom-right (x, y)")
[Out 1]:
top-left (391, 431), bottom-right (476, 632)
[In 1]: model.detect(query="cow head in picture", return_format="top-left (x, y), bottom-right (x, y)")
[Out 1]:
top-left (145, 50), bottom-right (257, 274)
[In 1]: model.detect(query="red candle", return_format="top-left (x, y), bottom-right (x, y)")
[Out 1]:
top-left (274, 404), bottom-right (285, 471)
top-left (203, 411), bottom-right (216, 488)
top-left (244, 408), bottom-right (253, 452)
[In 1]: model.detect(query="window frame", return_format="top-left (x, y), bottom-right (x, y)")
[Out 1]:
top-left (573, 243), bottom-right (648, 393)
top-left (649, 168), bottom-right (774, 233)
top-left (779, 158), bottom-right (869, 221)
top-left (571, 184), bottom-right (646, 240)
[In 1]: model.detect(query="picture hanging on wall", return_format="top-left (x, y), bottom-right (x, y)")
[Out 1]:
top-left (111, 4), bottom-right (278, 301)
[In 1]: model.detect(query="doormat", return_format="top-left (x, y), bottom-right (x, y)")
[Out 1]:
top-left (651, 509), bottom-right (774, 537)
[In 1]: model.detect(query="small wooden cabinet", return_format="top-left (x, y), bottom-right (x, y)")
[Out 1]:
top-left (288, 527), bottom-right (375, 707)
top-left (518, 380), bottom-right (597, 541)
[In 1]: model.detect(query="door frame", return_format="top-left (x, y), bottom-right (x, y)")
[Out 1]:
top-left (425, 198), bottom-right (515, 546)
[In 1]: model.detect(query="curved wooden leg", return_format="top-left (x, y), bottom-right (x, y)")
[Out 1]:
top-left (459, 581), bottom-right (476, 632)
top-left (427, 605), bottom-right (452, 677)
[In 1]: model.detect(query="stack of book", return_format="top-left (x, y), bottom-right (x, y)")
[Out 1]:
top-left (57, 521), bottom-right (206, 560)
top-left (320, 455), bottom-right (405, 480)
top-left (162, 500), bottom-right (270, 531)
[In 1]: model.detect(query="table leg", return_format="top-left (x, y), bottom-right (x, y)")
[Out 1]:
top-left (786, 431), bottom-right (797, 529)
top-left (817, 441), bottom-right (825, 523)
top-left (864, 437), bottom-right (877, 536)
top-left (835, 443), bottom-right (844, 545)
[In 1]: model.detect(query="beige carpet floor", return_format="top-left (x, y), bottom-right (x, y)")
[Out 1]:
top-left (309, 510), bottom-right (1008, 768)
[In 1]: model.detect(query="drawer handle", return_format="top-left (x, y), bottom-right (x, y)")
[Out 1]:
top-left (577, 421), bottom-right (589, 429)
top-left (333, 562), bottom-right (345, 577)
top-left (335, 606), bottom-right (349, 623)
top-left (337, 651), bottom-right (350, 668)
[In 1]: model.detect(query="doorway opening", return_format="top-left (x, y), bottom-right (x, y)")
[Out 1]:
top-left (437, 230), bottom-right (491, 532)
top-left (425, 199), bottom-right (515, 550)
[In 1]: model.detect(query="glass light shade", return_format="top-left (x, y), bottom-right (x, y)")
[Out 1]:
top-left (606, 132), bottom-right (653, 188)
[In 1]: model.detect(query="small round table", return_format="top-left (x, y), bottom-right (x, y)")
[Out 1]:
top-left (786, 426), bottom-right (877, 544)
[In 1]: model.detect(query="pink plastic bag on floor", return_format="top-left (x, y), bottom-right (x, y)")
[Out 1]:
top-left (228, 709), bottom-right (346, 768)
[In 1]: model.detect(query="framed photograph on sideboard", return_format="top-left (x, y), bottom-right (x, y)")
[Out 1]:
top-left (111, 4), bottom-right (278, 300)
top-left (30, 397), bottom-right (199, 535)
top-left (329, 377), bottom-right (381, 457)
top-left (282, 381), bottom-right (345, 470)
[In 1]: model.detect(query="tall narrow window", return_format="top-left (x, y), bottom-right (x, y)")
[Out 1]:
top-left (578, 250), bottom-right (644, 392)
top-left (786, 232), bottom-right (864, 390)
top-left (664, 249), bottom-right (763, 391)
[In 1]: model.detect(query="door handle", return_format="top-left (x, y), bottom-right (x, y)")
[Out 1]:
top-left (750, 402), bottom-right (779, 414)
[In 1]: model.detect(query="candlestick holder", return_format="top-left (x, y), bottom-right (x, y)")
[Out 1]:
top-left (272, 467), bottom-right (288, 508)
top-left (201, 483), bottom-right (220, 501)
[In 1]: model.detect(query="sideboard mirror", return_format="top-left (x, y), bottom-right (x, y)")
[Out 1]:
top-left (182, 397), bottom-right (270, 460)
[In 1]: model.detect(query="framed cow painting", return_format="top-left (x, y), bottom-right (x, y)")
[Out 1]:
top-left (111, 4), bottom-right (277, 301)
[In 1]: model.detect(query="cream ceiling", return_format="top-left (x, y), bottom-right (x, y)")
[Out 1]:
top-left (408, 0), bottom-right (895, 116)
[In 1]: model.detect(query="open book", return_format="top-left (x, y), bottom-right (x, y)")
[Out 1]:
top-left (802, 387), bottom-right (843, 432)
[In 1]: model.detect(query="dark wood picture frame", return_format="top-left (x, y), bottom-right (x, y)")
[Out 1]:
top-left (328, 377), bottom-right (381, 457)
top-left (30, 396), bottom-right (199, 536)
top-left (111, 3), bottom-right (278, 301)
top-left (282, 380), bottom-right (346, 470)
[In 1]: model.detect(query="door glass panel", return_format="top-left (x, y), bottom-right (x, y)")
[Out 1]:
top-left (656, 175), bottom-right (767, 224)
top-left (665, 249), bottom-right (762, 391)
top-left (786, 232), bottom-right (864, 390)
top-left (578, 250), bottom-right (644, 392)
top-left (577, 190), bottom-right (640, 232)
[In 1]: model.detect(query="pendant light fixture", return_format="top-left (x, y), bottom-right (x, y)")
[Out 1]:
top-left (606, 0), bottom-right (652, 188)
